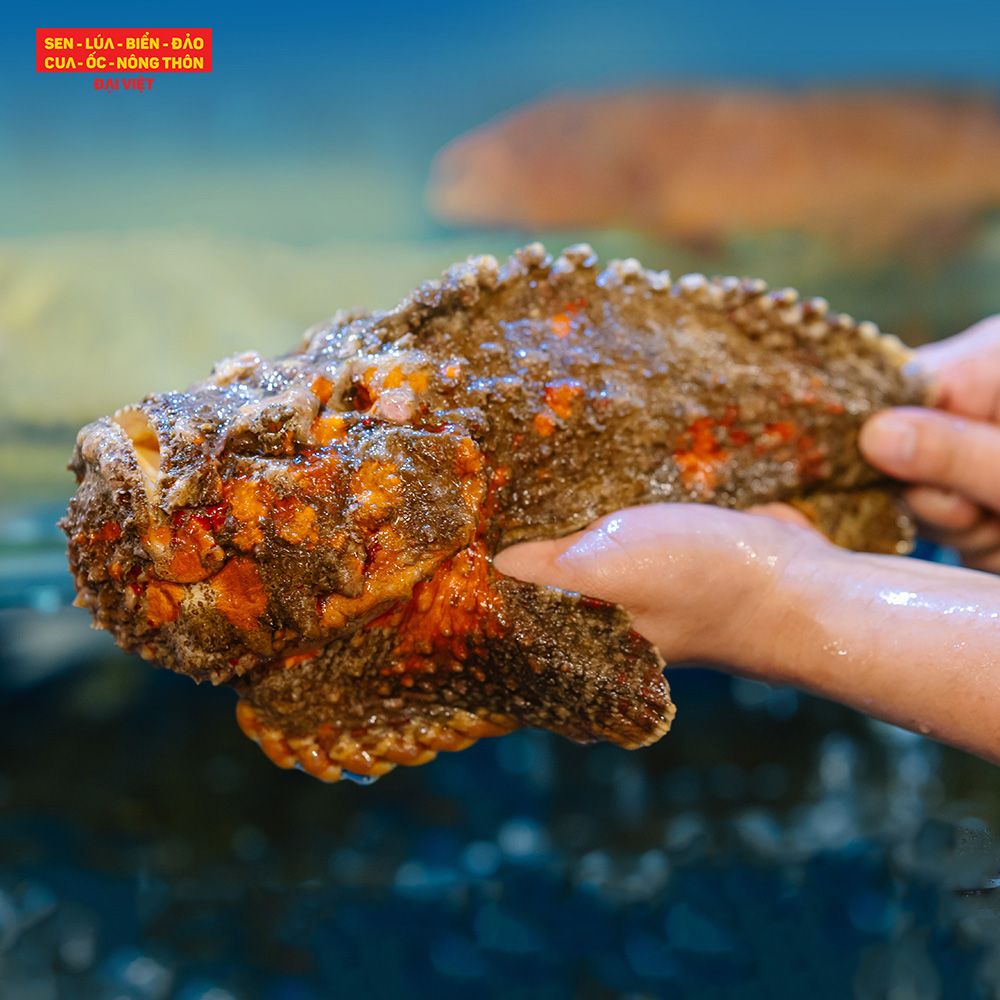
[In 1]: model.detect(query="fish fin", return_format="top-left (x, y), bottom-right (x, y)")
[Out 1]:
top-left (790, 488), bottom-right (914, 555)
top-left (235, 699), bottom-right (512, 782)
top-left (232, 546), bottom-right (673, 782)
top-left (486, 576), bottom-right (674, 748)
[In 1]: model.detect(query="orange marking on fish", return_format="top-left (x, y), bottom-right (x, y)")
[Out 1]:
top-left (544, 379), bottom-right (584, 419)
top-left (146, 579), bottom-right (185, 628)
top-left (75, 520), bottom-right (123, 553)
top-left (144, 523), bottom-right (171, 555)
top-left (373, 542), bottom-right (504, 674)
top-left (222, 478), bottom-right (267, 551)
top-left (212, 557), bottom-right (268, 633)
top-left (273, 496), bottom-right (318, 546)
top-left (351, 460), bottom-right (403, 525)
top-left (317, 527), bottom-right (436, 630)
top-left (796, 432), bottom-right (828, 480)
top-left (311, 414), bottom-right (346, 446)
top-left (164, 510), bottom-right (219, 582)
top-left (96, 521), bottom-right (122, 543)
top-left (282, 649), bottom-right (319, 669)
top-left (551, 312), bottom-right (572, 338)
top-left (549, 297), bottom-right (587, 339)
top-left (675, 416), bottom-right (728, 496)
top-left (455, 436), bottom-right (484, 476)
top-left (755, 421), bottom-right (797, 453)
top-left (533, 413), bottom-right (555, 437)
top-left (294, 447), bottom-right (341, 494)
top-left (383, 367), bottom-right (405, 390)
top-left (359, 364), bottom-right (430, 399)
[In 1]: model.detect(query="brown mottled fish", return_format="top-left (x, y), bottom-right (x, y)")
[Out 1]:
top-left (62, 244), bottom-right (923, 782)
top-left (429, 89), bottom-right (1000, 254)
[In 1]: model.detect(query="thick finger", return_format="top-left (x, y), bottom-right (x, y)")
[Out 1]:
top-left (914, 515), bottom-right (1000, 558)
top-left (493, 507), bottom-right (687, 605)
top-left (954, 518), bottom-right (1000, 558)
top-left (916, 315), bottom-right (1000, 372)
top-left (492, 504), bottom-right (819, 612)
top-left (903, 486), bottom-right (983, 533)
top-left (859, 408), bottom-right (1000, 513)
top-left (491, 531), bottom-right (583, 589)
top-left (964, 548), bottom-right (1000, 574)
top-left (915, 315), bottom-right (1000, 419)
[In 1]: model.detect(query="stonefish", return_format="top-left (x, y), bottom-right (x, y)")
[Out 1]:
top-left (63, 244), bottom-right (922, 782)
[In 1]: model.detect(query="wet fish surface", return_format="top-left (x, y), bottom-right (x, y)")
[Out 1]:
top-left (62, 244), bottom-right (923, 781)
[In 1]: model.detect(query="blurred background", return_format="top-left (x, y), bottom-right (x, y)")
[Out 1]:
top-left (3, 1), bottom-right (1000, 997)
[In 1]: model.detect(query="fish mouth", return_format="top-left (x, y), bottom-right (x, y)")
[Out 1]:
top-left (63, 413), bottom-right (252, 685)
top-left (60, 412), bottom-right (159, 661)
top-left (67, 409), bottom-right (163, 547)
top-left (112, 407), bottom-right (162, 487)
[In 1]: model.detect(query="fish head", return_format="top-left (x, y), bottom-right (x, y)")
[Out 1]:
top-left (62, 346), bottom-right (488, 686)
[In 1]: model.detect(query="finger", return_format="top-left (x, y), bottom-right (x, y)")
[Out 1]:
top-left (915, 315), bottom-right (1000, 373)
top-left (859, 408), bottom-right (1000, 513)
top-left (492, 504), bottom-right (819, 610)
top-left (914, 516), bottom-right (1000, 557)
top-left (493, 507), bottom-right (681, 605)
top-left (954, 518), bottom-right (1000, 558)
top-left (915, 315), bottom-right (1000, 420)
top-left (491, 531), bottom-right (583, 589)
top-left (745, 502), bottom-right (816, 530)
top-left (903, 486), bottom-right (983, 533)
top-left (964, 548), bottom-right (1000, 574)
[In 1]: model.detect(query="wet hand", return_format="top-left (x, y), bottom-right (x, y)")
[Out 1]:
top-left (493, 503), bottom-right (823, 666)
top-left (495, 502), bottom-right (1000, 766)
top-left (860, 315), bottom-right (1000, 572)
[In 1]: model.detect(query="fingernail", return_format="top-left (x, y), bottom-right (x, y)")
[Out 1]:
top-left (863, 413), bottom-right (917, 466)
top-left (491, 546), bottom-right (522, 577)
top-left (492, 541), bottom-right (552, 585)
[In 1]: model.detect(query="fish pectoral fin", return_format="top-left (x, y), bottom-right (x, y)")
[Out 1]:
top-left (488, 577), bottom-right (675, 749)
top-left (232, 564), bottom-right (674, 783)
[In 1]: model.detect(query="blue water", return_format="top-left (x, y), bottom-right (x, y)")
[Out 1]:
top-left (4, 0), bottom-right (1000, 242)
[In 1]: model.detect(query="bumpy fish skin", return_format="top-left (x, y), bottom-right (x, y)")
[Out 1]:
top-left (63, 244), bottom-right (923, 782)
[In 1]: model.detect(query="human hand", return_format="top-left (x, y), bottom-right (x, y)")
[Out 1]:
top-left (495, 502), bottom-right (1000, 765)
top-left (494, 503), bottom-right (822, 668)
top-left (860, 315), bottom-right (1000, 572)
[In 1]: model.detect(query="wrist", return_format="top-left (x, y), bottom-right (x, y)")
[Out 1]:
top-left (669, 515), bottom-right (831, 669)
top-left (712, 518), bottom-right (850, 684)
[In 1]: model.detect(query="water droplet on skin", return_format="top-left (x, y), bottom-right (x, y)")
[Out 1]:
top-left (878, 589), bottom-right (920, 607)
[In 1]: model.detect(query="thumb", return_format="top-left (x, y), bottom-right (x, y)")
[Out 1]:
top-left (493, 504), bottom-right (818, 665)
top-left (915, 315), bottom-right (1000, 420)
top-left (492, 510), bottom-right (660, 607)
top-left (860, 407), bottom-right (1000, 513)
top-left (492, 503), bottom-right (809, 610)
